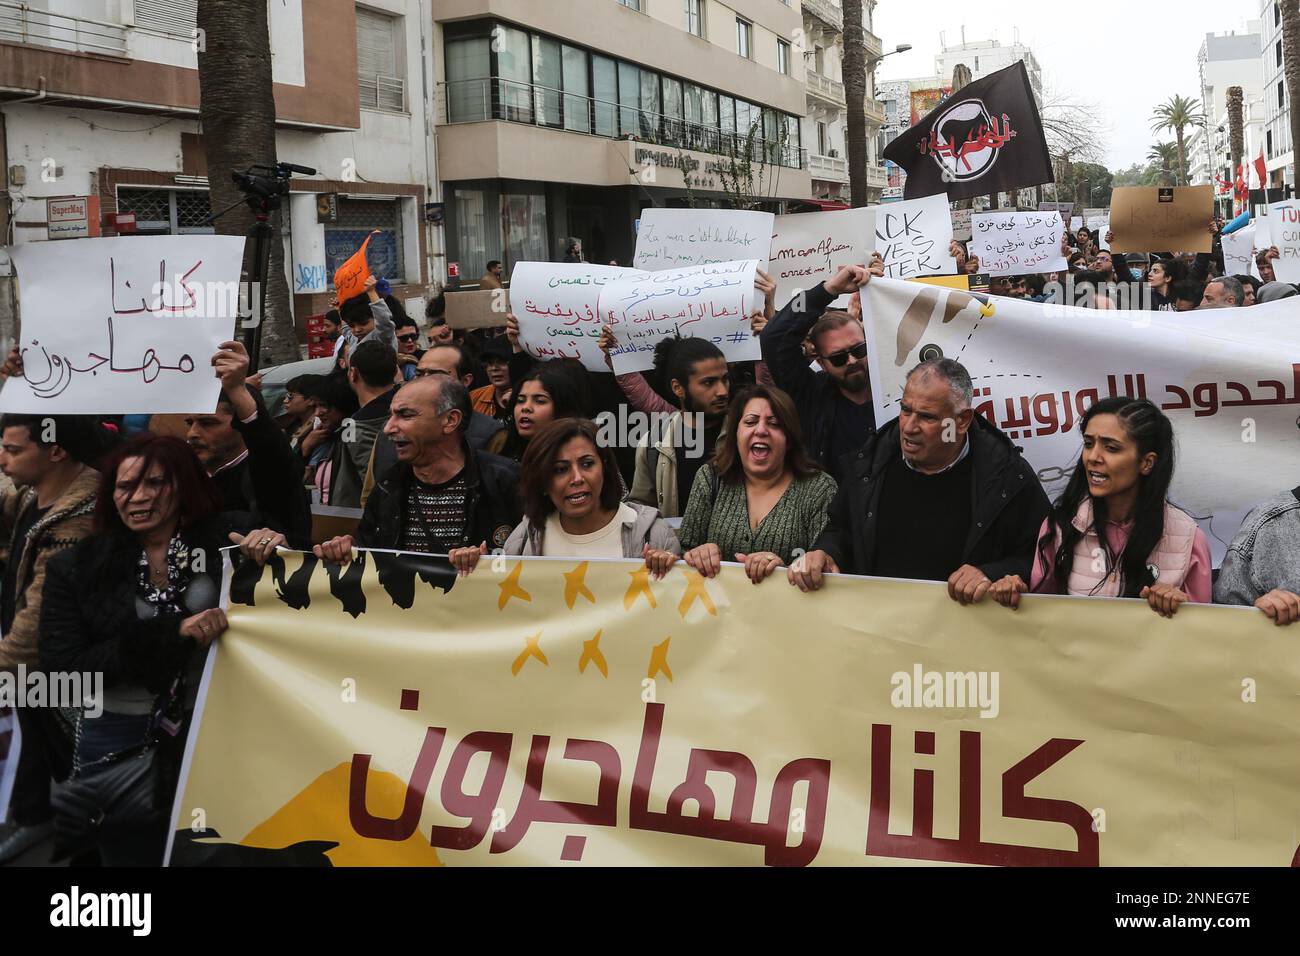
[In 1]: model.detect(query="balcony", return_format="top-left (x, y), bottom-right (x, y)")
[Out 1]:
top-left (867, 165), bottom-right (888, 190)
top-left (805, 71), bottom-right (845, 108)
top-left (809, 153), bottom-right (848, 184)
top-left (801, 0), bottom-right (843, 33)
top-left (864, 30), bottom-right (883, 63)
top-left (0, 1), bottom-right (128, 57)
top-left (863, 99), bottom-right (886, 127)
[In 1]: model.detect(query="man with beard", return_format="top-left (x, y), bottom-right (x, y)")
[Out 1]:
top-left (760, 263), bottom-right (881, 484)
top-left (627, 336), bottom-right (732, 519)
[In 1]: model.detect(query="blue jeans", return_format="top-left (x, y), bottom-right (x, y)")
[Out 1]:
top-left (76, 712), bottom-right (152, 771)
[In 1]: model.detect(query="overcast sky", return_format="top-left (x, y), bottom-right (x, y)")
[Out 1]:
top-left (872, 0), bottom-right (1268, 171)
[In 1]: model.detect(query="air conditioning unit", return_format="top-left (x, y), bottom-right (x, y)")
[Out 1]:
top-left (828, 148), bottom-right (839, 158)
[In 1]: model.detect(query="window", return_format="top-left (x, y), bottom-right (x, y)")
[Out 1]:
top-left (562, 45), bottom-right (590, 133)
top-left (502, 191), bottom-right (548, 266)
top-left (326, 197), bottom-right (405, 284)
top-left (116, 188), bottom-right (213, 235)
top-left (356, 8), bottom-right (405, 111)
top-left (617, 0), bottom-right (641, 9)
top-left (531, 35), bottom-right (562, 128)
top-left (777, 39), bottom-right (790, 75)
top-left (817, 121), bottom-right (829, 155)
top-left (593, 55), bottom-right (617, 136)
top-left (1280, 80), bottom-right (1286, 109)
top-left (685, 0), bottom-right (704, 38)
top-left (639, 68), bottom-right (661, 139)
top-left (663, 76), bottom-right (683, 145)
top-left (736, 18), bottom-right (752, 59)
top-left (618, 62), bottom-right (641, 136)
top-left (452, 187), bottom-right (495, 282)
top-left (446, 37), bottom-right (492, 122)
top-left (134, 0), bottom-right (197, 35)
top-left (1278, 40), bottom-right (1284, 69)
top-left (497, 26), bottom-right (533, 122)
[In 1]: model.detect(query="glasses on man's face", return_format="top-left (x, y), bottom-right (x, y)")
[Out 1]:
top-left (819, 342), bottom-right (868, 367)
top-left (397, 334), bottom-right (419, 343)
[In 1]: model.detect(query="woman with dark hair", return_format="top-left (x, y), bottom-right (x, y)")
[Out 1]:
top-left (988, 397), bottom-right (1210, 617)
top-left (449, 418), bottom-right (679, 574)
top-left (678, 385), bottom-right (836, 584)
top-left (1147, 258), bottom-right (1187, 311)
top-left (487, 361), bottom-right (589, 463)
top-left (39, 434), bottom-right (248, 864)
top-left (300, 373), bottom-right (360, 498)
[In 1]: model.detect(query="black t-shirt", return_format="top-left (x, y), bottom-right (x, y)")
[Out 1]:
top-left (826, 394), bottom-right (876, 484)
top-left (2, 503), bottom-right (49, 634)
top-left (675, 417), bottom-right (724, 511)
top-left (399, 470), bottom-right (470, 554)
top-left (872, 451), bottom-right (974, 582)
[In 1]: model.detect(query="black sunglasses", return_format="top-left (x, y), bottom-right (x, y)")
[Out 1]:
top-left (396, 333), bottom-right (420, 342)
top-left (820, 342), bottom-right (868, 367)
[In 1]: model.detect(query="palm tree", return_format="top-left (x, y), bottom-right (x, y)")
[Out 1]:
top-left (842, 0), bottom-right (868, 207)
top-left (196, 0), bottom-right (297, 368)
top-left (1147, 143), bottom-right (1178, 186)
top-left (1150, 95), bottom-right (1203, 186)
top-left (1227, 85), bottom-right (1244, 213)
top-left (1284, 0), bottom-right (1300, 195)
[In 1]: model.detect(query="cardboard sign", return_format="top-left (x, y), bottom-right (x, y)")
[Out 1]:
top-left (1221, 224), bottom-right (1257, 278)
top-left (632, 208), bottom-right (774, 272)
top-left (969, 211), bottom-right (1067, 276)
top-left (769, 208), bottom-right (874, 310)
top-left (951, 207), bottom-right (973, 242)
top-left (510, 262), bottom-right (652, 372)
top-left (868, 193), bottom-right (957, 279)
top-left (333, 231), bottom-right (377, 302)
top-left (602, 260), bottom-right (759, 374)
top-left (444, 289), bottom-right (511, 332)
top-left (1109, 186), bottom-right (1213, 254)
top-left (1266, 200), bottom-right (1300, 283)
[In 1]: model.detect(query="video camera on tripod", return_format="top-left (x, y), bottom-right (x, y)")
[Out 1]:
top-left (230, 161), bottom-right (317, 214)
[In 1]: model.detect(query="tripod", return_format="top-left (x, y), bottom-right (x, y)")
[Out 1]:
top-left (205, 161), bottom-right (316, 373)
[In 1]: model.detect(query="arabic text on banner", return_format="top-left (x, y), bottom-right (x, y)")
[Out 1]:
top-left (168, 553), bottom-right (1300, 867)
top-left (861, 276), bottom-right (1300, 563)
top-left (2, 236), bottom-right (247, 414)
top-left (602, 260), bottom-right (759, 375)
top-left (968, 211), bottom-right (1066, 276)
top-left (509, 262), bottom-right (650, 372)
top-left (632, 208), bottom-right (774, 272)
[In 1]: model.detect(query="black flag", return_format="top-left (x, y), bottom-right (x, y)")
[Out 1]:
top-left (883, 61), bottom-right (1053, 202)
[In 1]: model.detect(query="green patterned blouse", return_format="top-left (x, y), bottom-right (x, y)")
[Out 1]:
top-left (678, 466), bottom-right (838, 565)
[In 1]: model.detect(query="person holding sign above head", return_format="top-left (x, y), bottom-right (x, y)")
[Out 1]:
top-left (987, 397), bottom-right (1210, 618)
top-left (759, 258), bottom-right (884, 485)
top-left (447, 417), bottom-right (679, 575)
top-left (678, 385), bottom-right (836, 585)
top-left (787, 358), bottom-right (1051, 600)
top-left (338, 274), bottom-right (398, 358)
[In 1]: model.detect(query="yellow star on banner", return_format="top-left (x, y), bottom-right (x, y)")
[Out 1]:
top-left (564, 562), bottom-right (596, 609)
top-left (578, 630), bottom-right (608, 677)
top-left (497, 562), bottom-right (532, 610)
top-left (511, 631), bottom-right (548, 675)
top-left (624, 567), bottom-right (657, 611)
top-left (677, 569), bottom-right (717, 618)
top-left (647, 637), bottom-right (673, 682)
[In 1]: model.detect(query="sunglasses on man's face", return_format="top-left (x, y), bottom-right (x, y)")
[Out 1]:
top-left (397, 333), bottom-right (420, 343)
top-left (820, 342), bottom-right (868, 367)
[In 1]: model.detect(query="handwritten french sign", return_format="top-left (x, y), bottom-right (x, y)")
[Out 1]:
top-left (1266, 200), bottom-right (1300, 283)
top-left (2, 235), bottom-right (246, 414)
top-left (510, 262), bottom-right (651, 372)
top-left (769, 208), bottom-right (873, 310)
top-left (969, 211), bottom-right (1067, 276)
top-left (867, 193), bottom-right (957, 279)
top-left (633, 208), bottom-right (774, 272)
top-left (601, 260), bottom-right (759, 375)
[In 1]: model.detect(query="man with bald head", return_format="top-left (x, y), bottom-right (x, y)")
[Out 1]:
top-left (314, 373), bottom-right (520, 562)
top-left (415, 344), bottom-right (504, 451)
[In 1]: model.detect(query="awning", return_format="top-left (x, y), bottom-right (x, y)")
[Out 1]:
top-left (794, 198), bottom-right (850, 211)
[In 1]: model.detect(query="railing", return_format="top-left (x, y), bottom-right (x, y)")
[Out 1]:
top-left (360, 72), bottom-right (406, 112)
top-left (806, 71), bottom-right (845, 106)
top-left (862, 99), bottom-right (886, 126)
top-left (801, 0), bottom-right (843, 33)
top-left (864, 30), bottom-right (883, 62)
top-left (438, 78), bottom-right (806, 170)
top-left (866, 165), bottom-right (888, 189)
top-left (0, 0), bottom-right (128, 56)
top-left (808, 153), bottom-right (848, 182)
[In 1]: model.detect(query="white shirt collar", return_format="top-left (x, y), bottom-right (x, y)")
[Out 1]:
top-left (902, 435), bottom-right (970, 474)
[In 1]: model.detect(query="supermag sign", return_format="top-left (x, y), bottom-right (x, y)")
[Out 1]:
top-left (45, 196), bottom-right (101, 240)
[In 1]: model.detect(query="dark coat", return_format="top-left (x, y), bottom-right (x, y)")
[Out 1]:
top-left (221, 390), bottom-right (312, 543)
top-left (814, 414), bottom-right (1051, 582)
top-left (355, 443), bottom-right (522, 552)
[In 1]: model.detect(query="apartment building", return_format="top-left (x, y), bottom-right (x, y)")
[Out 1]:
top-left (1259, 0), bottom-right (1294, 194)
top-left (1185, 27), bottom-right (1264, 194)
top-left (0, 0), bottom-right (439, 337)
top-left (432, 0), bottom-right (812, 280)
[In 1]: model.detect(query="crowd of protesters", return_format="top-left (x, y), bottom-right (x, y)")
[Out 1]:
top-left (1, 216), bottom-right (1298, 868)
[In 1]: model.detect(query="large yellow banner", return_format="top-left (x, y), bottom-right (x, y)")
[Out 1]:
top-left (167, 551), bottom-right (1300, 867)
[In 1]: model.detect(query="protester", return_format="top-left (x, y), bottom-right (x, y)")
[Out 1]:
top-left (277, 374), bottom-right (322, 451)
top-left (1255, 247), bottom-right (1279, 284)
top-left (338, 275), bottom-right (398, 355)
top-left (448, 418), bottom-right (678, 573)
top-left (1257, 281), bottom-right (1298, 303)
top-left (1199, 275), bottom-right (1243, 309)
top-left (0, 415), bottom-right (103, 862)
top-left (414, 344), bottom-right (506, 450)
top-left (327, 341), bottom-right (399, 508)
top-left (185, 340), bottom-right (311, 541)
top-left (300, 374), bottom-right (359, 501)
top-left (40, 435), bottom-right (246, 865)
top-left (479, 260), bottom-right (505, 290)
top-left (561, 237), bottom-right (584, 263)
top-left (678, 385), bottom-right (836, 584)
top-left (788, 358), bottom-right (1051, 600)
top-left (393, 318), bottom-right (422, 381)
top-left (987, 397), bottom-right (1210, 617)
top-left (759, 261), bottom-right (882, 484)
top-left (469, 335), bottom-right (515, 425)
top-left (283, 376), bottom-right (520, 565)
top-left (488, 361), bottom-right (589, 463)
top-left (321, 309), bottom-right (343, 348)
top-left (1214, 483), bottom-right (1300, 625)
top-left (1234, 274), bottom-right (1261, 306)
top-left (1169, 279), bottom-right (1205, 312)
top-left (1146, 258), bottom-right (1185, 310)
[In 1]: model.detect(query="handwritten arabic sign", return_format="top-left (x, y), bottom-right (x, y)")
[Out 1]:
top-left (601, 260), bottom-right (759, 375)
top-left (1266, 200), bottom-right (1300, 283)
top-left (769, 208), bottom-right (873, 309)
top-left (1109, 186), bottom-right (1213, 254)
top-left (510, 262), bottom-right (651, 372)
top-left (862, 276), bottom-right (1300, 562)
top-left (632, 208), bottom-right (774, 272)
top-left (969, 211), bottom-right (1066, 276)
top-left (3, 235), bottom-right (246, 414)
top-left (867, 193), bottom-right (958, 279)
top-left (951, 207), bottom-right (973, 242)
top-left (333, 231), bottom-right (377, 303)
top-left (168, 553), bottom-right (1300, 867)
